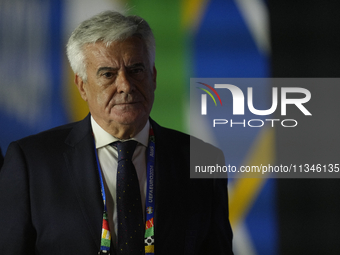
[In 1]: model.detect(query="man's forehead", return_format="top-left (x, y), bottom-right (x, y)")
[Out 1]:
top-left (84, 38), bottom-right (147, 66)
top-left (85, 37), bottom-right (145, 54)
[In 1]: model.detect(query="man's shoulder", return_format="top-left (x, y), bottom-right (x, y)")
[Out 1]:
top-left (14, 116), bottom-right (89, 150)
top-left (151, 120), bottom-right (188, 140)
top-left (150, 118), bottom-right (221, 153)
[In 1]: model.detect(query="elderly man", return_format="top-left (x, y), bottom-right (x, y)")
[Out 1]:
top-left (0, 11), bottom-right (233, 255)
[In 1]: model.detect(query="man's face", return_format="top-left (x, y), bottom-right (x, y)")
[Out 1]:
top-left (76, 37), bottom-right (156, 136)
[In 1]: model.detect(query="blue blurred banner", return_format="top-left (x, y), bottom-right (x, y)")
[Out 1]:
top-left (0, 0), bottom-right (68, 152)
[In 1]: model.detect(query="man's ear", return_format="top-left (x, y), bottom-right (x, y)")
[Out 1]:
top-left (152, 66), bottom-right (157, 91)
top-left (74, 74), bottom-right (88, 101)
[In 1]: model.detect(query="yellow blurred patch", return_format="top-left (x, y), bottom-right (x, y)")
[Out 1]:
top-left (65, 66), bottom-right (89, 122)
top-left (181, 0), bottom-right (209, 31)
top-left (229, 126), bottom-right (275, 228)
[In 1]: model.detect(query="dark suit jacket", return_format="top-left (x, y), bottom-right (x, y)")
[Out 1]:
top-left (0, 114), bottom-right (233, 254)
top-left (0, 148), bottom-right (3, 169)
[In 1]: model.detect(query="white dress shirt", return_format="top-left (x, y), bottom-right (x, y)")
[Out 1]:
top-left (91, 116), bottom-right (149, 245)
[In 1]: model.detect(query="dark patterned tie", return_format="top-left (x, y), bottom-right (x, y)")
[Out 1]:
top-left (115, 140), bottom-right (144, 255)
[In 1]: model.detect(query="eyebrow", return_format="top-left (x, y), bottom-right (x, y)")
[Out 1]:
top-left (96, 63), bottom-right (146, 76)
top-left (96, 67), bottom-right (118, 76)
top-left (128, 63), bottom-right (145, 69)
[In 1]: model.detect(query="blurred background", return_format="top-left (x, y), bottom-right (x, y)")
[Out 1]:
top-left (1, 0), bottom-right (340, 254)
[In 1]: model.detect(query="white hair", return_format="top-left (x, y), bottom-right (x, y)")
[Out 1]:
top-left (66, 11), bottom-right (155, 81)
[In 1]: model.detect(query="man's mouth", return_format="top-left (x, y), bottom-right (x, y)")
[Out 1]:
top-left (116, 101), bottom-right (138, 105)
top-left (113, 101), bottom-right (141, 109)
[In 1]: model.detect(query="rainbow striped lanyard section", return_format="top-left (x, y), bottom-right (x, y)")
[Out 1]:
top-left (145, 128), bottom-right (155, 255)
top-left (94, 127), bottom-right (156, 255)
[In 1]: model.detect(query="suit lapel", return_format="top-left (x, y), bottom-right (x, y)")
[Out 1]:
top-left (63, 114), bottom-right (103, 249)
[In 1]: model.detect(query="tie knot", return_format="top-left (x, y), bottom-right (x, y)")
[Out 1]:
top-left (115, 140), bottom-right (138, 161)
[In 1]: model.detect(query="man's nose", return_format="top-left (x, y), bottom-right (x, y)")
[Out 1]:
top-left (116, 70), bottom-right (134, 94)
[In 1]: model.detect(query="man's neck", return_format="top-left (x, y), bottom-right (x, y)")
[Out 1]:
top-left (92, 116), bottom-right (147, 140)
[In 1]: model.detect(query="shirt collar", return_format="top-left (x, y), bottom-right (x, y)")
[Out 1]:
top-left (91, 116), bottom-right (150, 149)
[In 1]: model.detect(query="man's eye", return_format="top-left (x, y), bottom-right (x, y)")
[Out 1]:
top-left (102, 72), bottom-right (114, 78)
top-left (130, 68), bottom-right (144, 74)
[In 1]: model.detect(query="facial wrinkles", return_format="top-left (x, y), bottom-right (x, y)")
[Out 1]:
top-left (83, 39), bottom-right (154, 130)
top-left (84, 46), bottom-right (113, 111)
top-left (92, 56), bottom-right (137, 115)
